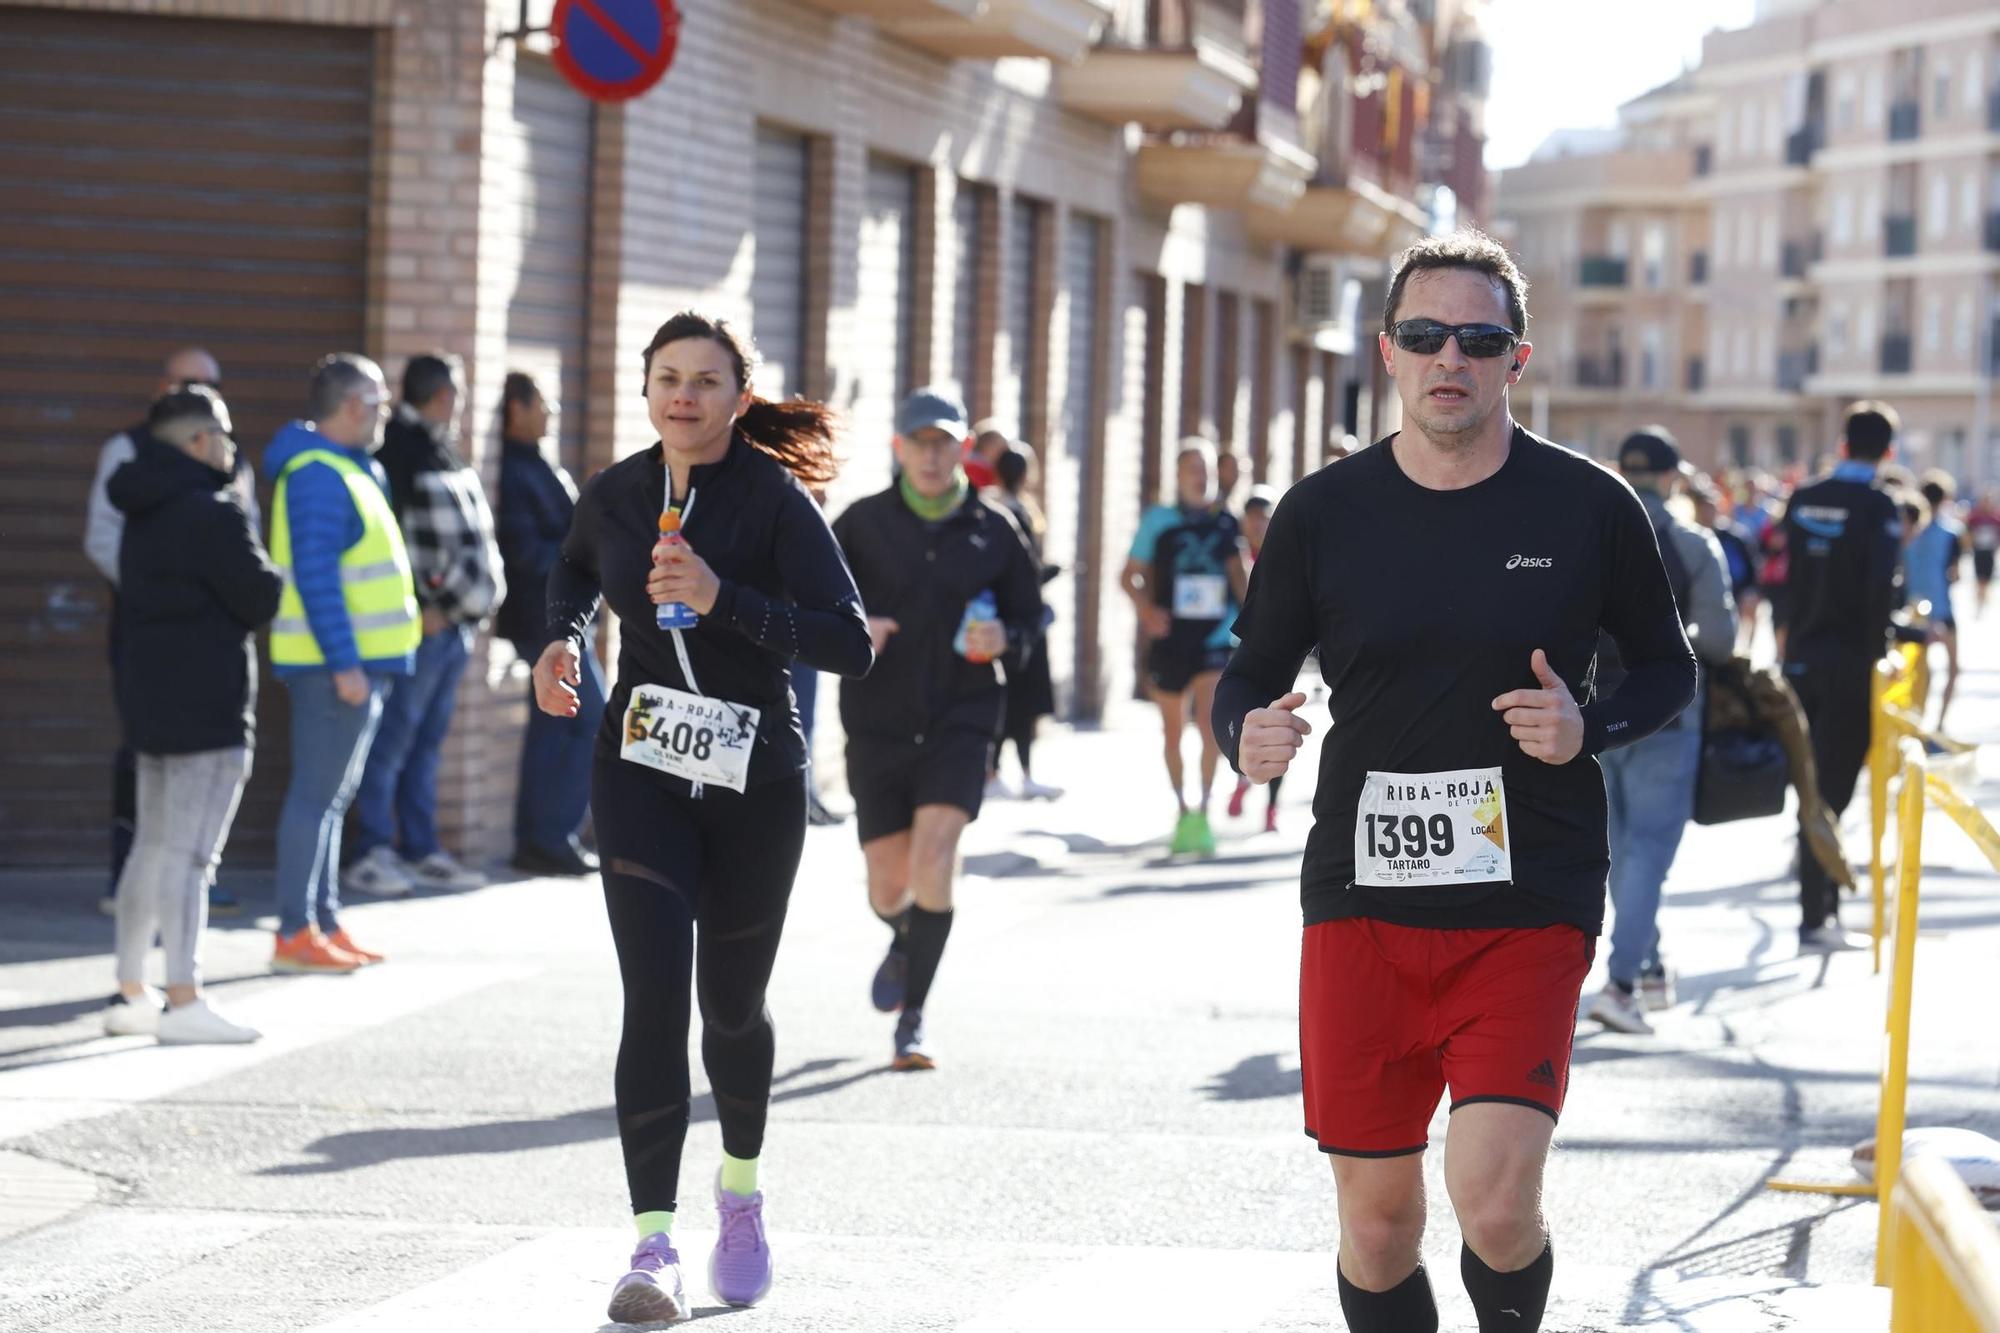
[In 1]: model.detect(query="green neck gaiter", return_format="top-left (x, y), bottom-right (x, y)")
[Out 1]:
top-left (900, 468), bottom-right (968, 521)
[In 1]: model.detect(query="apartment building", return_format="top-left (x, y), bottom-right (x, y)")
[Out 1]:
top-left (1495, 0), bottom-right (2000, 480)
top-left (0, 0), bottom-right (1468, 868)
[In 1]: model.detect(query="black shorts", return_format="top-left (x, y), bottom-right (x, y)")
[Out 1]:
top-left (846, 729), bottom-right (993, 843)
top-left (1974, 549), bottom-right (1994, 584)
top-left (1147, 631), bottom-right (1231, 695)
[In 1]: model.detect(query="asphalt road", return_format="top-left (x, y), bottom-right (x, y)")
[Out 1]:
top-left (5, 618), bottom-right (1998, 1331)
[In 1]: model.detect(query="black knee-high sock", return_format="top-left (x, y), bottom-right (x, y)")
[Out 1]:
top-left (901, 906), bottom-right (953, 1012)
top-left (874, 906), bottom-right (910, 954)
top-left (1461, 1242), bottom-right (1552, 1332)
top-left (1337, 1264), bottom-right (1437, 1333)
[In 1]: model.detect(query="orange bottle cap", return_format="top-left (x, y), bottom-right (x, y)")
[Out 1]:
top-left (658, 511), bottom-right (680, 534)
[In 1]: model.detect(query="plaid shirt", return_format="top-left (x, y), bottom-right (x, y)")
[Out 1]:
top-left (381, 407), bottom-right (505, 625)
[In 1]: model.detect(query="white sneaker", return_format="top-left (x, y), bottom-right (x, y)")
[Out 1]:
top-left (342, 846), bottom-right (414, 898)
top-left (1019, 778), bottom-right (1065, 801)
top-left (1799, 926), bottom-right (1871, 954)
top-left (103, 988), bottom-right (163, 1037)
top-left (983, 776), bottom-right (1015, 801)
top-left (157, 997), bottom-right (261, 1045)
top-left (1586, 983), bottom-right (1654, 1035)
top-left (1638, 966), bottom-right (1676, 1012)
top-left (407, 851), bottom-right (484, 892)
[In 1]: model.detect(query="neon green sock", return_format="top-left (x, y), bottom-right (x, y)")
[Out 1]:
top-left (719, 1153), bottom-right (760, 1198)
top-left (633, 1210), bottom-right (674, 1238)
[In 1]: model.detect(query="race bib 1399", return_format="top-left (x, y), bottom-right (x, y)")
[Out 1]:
top-left (1354, 766), bottom-right (1511, 888)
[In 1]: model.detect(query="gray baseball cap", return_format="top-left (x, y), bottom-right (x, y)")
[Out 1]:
top-left (895, 385), bottom-right (969, 440)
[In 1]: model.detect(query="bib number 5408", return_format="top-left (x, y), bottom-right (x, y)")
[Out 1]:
top-left (1363, 813), bottom-right (1457, 860)
top-left (627, 712), bottom-right (714, 762)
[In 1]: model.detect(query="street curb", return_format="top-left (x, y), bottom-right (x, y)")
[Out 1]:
top-left (0, 1149), bottom-right (99, 1241)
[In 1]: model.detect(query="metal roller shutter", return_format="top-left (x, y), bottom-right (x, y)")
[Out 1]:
top-left (854, 156), bottom-right (916, 451)
top-left (505, 55), bottom-right (592, 477)
top-left (0, 12), bottom-right (373, 867)
top-left (950, 184), bottom-right (981, 410)
top-left (751, 126), bottom-right (808, 402)
top-left (1061, 215), bottom-right (1102, 460)
top-left (1006, 198), bottom-right (1043, 439)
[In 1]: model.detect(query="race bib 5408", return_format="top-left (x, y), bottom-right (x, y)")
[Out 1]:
top-left (620, 684), bottom-right (759, 793)
top-left (1354, 766), bottom-right (1511, 888)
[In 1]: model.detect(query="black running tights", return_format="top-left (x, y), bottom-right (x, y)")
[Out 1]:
top-left (592, 758), bottom-right (806, 1216)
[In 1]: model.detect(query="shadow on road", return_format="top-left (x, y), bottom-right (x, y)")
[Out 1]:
top-left (259, 1057), bottom-right (888, 1178)
top-left (1199, 1052), bottom-right (1300, 1102)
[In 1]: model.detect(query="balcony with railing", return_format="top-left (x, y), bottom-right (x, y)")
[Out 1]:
top-left (1888, 99), bottom-right (1921, 142)
top-left (1135, 0), bottom-right (1316, 219)
top-left (1880, 332), bottom-right (1912, 374)
top-left (876, 0), bottom-right (1116, 60)
top-left (1777, 344), bottom-right (1818, 392)
top-left (1575, 353), bottom-right (1624, 388)
top-left (1578, 256), bottom-right (1628, 288)
top-left (1784, 124), bottom-right (1820, 167)
top-left (1884, 214), bottom-right (1917, 258)
top-left (1056, 0), bottom-right (1255, 129)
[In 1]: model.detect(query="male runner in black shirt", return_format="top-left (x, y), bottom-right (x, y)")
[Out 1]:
top-left (1778, 401), bottom-right (1903, 953)
top-left (1214, 230), bottom-right (1696, 1333)
top-left (834, 387), bottom-right (1045, 1071)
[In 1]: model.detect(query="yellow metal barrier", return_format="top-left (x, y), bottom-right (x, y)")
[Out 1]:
top-left (1887, 1155), bottom-right (2000, 1331)
top-left (1769, 740), bottom-right (1927, 1226)
top-left (1867, 645), bottom-right (1986, 974)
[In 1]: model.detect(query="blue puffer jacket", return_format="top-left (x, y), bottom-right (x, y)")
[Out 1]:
top-left (262, 421), bottom-right (416, 679)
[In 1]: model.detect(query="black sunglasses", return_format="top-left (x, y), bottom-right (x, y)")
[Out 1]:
top-left (1389, 319), bottom-right (1520, 359)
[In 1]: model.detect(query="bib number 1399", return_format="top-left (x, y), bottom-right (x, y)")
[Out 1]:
top-left (1362, 812), bottom-right (1457, 861)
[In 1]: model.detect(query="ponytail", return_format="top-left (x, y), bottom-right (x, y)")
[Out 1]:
top-left (737, 397), bottom-right (841, 487)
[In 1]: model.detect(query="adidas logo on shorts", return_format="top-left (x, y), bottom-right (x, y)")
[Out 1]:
top-left (1525, 1059), bottom-right (1558, 1089)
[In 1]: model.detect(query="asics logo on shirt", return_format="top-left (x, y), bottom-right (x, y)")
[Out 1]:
top-left (1505, 554), bottom-right (1553, 570)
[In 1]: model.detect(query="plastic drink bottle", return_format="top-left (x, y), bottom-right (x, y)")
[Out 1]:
top-left (954, 590), bottom-right (998, 662)
top-left (655, 510), bottom-right (699, 630)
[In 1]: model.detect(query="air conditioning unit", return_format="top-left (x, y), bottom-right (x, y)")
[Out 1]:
top-left (1293, 256), bottom-right (1366, 355)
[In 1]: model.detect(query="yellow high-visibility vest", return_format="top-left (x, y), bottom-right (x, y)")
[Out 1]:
top-left (268, 447), bottom-right (420, 667)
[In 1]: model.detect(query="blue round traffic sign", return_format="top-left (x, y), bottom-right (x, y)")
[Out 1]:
top-left (551, 0), bottom-right (679, 103)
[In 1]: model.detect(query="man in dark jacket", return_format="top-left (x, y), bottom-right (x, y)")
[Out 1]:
top-left (103, 386), bottom-right (282, 1044)
top-left (833, 386), bottom-right (1045, 1071)
top-left (495, 371), bottom-right (601, 875)
top-left (343, 352), bottom-right (505, 897)
top-left (1781, 400), bottom-right (1904, 953)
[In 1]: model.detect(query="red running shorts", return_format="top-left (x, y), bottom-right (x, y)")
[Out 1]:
top-left (1299, 918), bottom-right (1593, 1156)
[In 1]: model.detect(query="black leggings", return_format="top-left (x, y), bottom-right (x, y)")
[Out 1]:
top-left (592, 757), bottom-right (807, 1216)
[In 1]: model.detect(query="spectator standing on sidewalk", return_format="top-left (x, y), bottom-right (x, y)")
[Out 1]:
top-left (1903, 471), bottom-right (1962, 732)
top-left (1966, 488), bottom-right (1999, 616)
top-left (496, 371), bottom-right (604, 875)
top-left (82, 347), bottom-right (251, 918)
top-left (988, 444), bottom-right (1062, 801)
top-left (1226, 485), bottom-right (1284, 833)
top-left (265, 354), bottom-right (418, 974)
top-left (1779, 401), bottom-right (1904, 954)
top-left (1585, 430), bottom-right (1737, 1035)
top-left (102, 386), bottom-right (282, 1044)
top-left (342, 353), bottom-right (504, 897)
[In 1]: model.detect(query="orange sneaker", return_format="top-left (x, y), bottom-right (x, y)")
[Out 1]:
top-left (326, 928), bottom-right (385, 966)
top-left (271, 927), bottom-right (360, 974)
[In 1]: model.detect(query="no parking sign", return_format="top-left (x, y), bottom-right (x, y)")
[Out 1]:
top-left (550, 0), bottom-right (679, 102)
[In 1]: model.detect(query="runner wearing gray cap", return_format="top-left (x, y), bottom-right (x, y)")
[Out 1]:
top-left (832, 385), bottom-right (1045, 1069)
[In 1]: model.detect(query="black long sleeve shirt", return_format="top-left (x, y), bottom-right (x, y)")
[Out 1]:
top-left (1214, 428), bottom-right (1697, 934)
top-left (832, 486), bottom-right (1046, 742)
top-left (546, 436), bottom-right (873, 790)
top-left (1779, 464), bottom-right (1902, 669)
